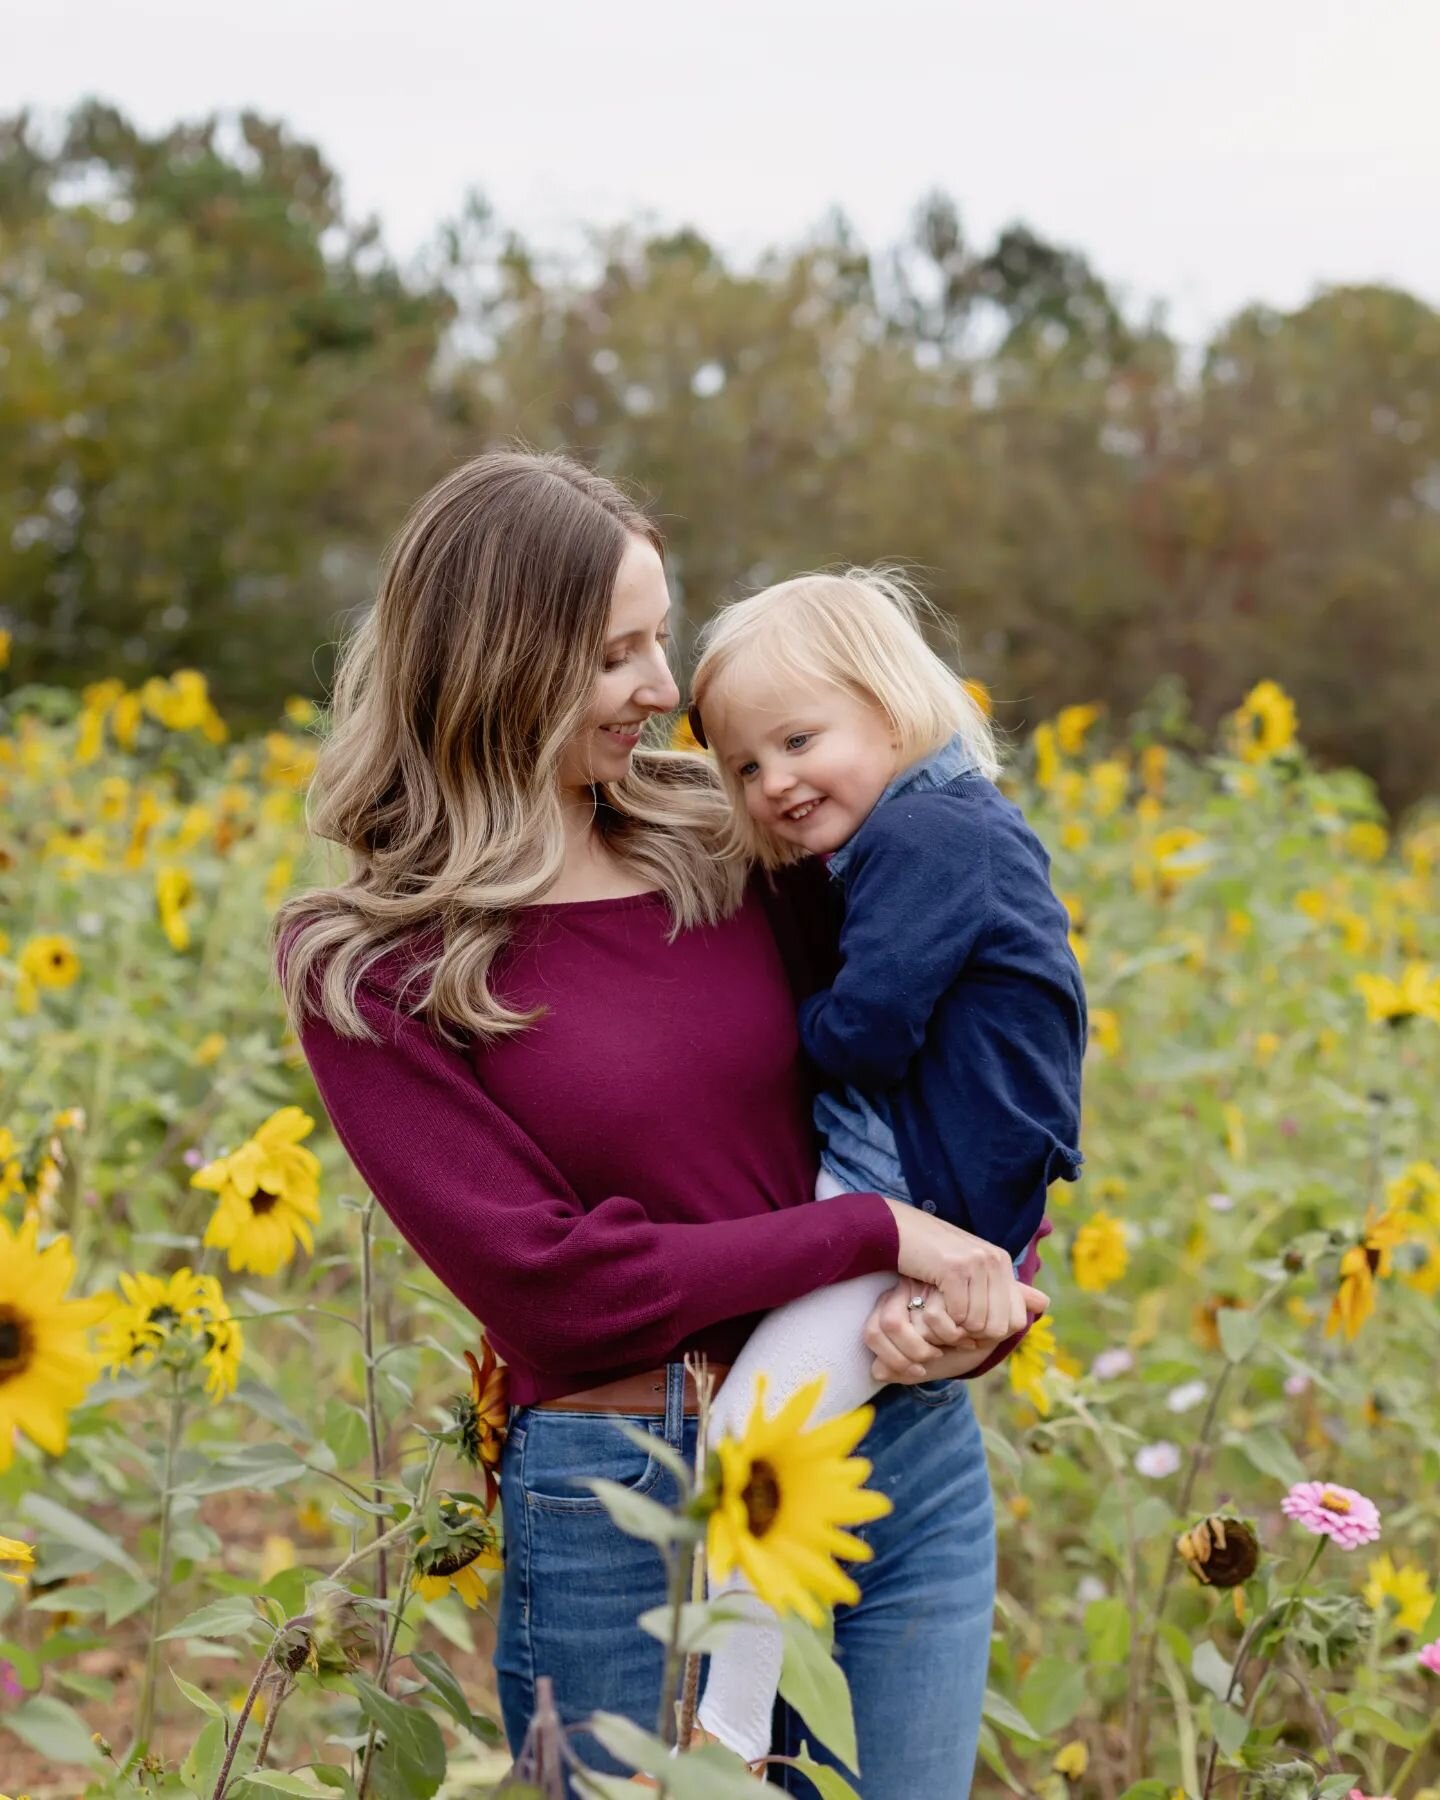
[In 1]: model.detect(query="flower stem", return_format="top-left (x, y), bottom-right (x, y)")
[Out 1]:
top-left (1385, 1713), bottom-right (1435, 1798)
top-left (356, 1436), bottom-right (441, 1800)
top-left (360, 1197), bottom-right (388, 1607)
top-left (1243, 1535), bottom-right (1327, 1728)
top-left (656, 1541), bottom-right (693, 1751)
top-left (132, 1370), bottom-right (189, 1758)
top-left (209, 1641), bottom-right (277, 1800)
top-left (252, 1673), bottom-right (293, 1770)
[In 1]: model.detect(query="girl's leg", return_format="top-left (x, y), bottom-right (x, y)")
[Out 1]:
top-left (770, 1379), bottom-right (996, 1798)
top-left (495, 1370), bottom-right (701, 1797)
top-left (697, 1253), bottom-right (894, 1762)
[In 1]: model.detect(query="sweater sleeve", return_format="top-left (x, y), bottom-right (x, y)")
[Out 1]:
top-left (799, 796), bottom-right (991, 1089)
top-left (296, 981), bottom-right (901, 1377)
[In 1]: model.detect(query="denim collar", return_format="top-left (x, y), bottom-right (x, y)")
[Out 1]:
top-left (827, 733), bottom-right (978, 881)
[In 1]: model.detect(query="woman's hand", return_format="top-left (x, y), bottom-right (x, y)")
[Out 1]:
top-left (884, 1199), bottom-right (1048, 1346)
top-left (864, 1272), bottom-right (1050, 1385)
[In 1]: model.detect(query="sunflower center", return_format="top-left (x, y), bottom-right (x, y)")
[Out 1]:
top-left (741, 1460), bottom-right (782, 1537)
top-left (0, 1306), bottom-right (34, 1379)
top-left (427, 1543), bottom-right (482, 1577)
top-left (147, 1304), bottom-right (180, 1330)
top-left (1319, 1488), bottom-right (1352, 1515)
top-left (250, 1187), bottom-right (281, 1215)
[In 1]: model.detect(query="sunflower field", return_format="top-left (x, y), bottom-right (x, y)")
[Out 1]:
top-left (1, 653), bottom-right (1438, 1800)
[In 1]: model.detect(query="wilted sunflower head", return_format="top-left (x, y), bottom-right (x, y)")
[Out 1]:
top-left (1177, 1515), bottom-right (1259, 1588)
top-left (450, 1343), bottom-right (508, 1513)
top-left (413, 1499), bottom-right (503, 1610)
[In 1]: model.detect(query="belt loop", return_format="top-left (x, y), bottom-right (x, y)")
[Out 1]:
top-left (663, 1361), bottom-right (685, 1448)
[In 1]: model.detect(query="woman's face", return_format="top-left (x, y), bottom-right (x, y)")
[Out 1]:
top-left (558, 534), bottom-right (680, 795)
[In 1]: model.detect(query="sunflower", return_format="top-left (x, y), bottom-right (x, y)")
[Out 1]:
top-left (1008, 1313), bottom-right (1057, 1416)
top-left (1355, 964), bottom-right (1440, 1026)
top-left (1176, 1515), bottom-right (1259, 1589)
top-left (413, 1500), bottom-right (504, 1609)
top-left (707, 1375), bottom-right (893, 1626)
top-left (193, 1107), bottom-right (321, 1276)
top-left (0, 1535), bottom-right (35, 1588)
top-left (1072, 1211), bottom-right (1128, 1293)
top-left (15, 935), bottom-right (80, 1016)
top-left (97, 1267), bottom-right (244, 1402)
top-left (154, 865), bottom-right (194, 952)
top-left (0, 1217), bottom-right (107, 1470)
top-left (452, 1342), bottom-right (508, 1514)
top-left (1326, 1208), bottom-right (1410, 1341)
top-left (1231, 680), bottom-right (1298, 763)
top-left (1364, 1555), bottom-right (1435, 1634)
top-left (1055, 704), bottom-right (1102, 756)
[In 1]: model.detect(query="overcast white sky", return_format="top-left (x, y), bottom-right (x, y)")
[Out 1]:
top-left (9, 0), bottom-right (1439, 342)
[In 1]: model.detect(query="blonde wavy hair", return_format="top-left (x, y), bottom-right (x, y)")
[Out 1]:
top-left (690, 567), bottom-right (1000, 868)
top-left (275, 449), bottom-right (743, 1043)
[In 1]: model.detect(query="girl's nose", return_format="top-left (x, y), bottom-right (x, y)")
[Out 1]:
top-left (762, 764), bottom-right (794, 799)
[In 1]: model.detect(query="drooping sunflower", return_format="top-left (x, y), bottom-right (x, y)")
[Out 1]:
top-left (0, 1216), bottom-right (107, 1470)
top-left (707, 1375), bottom-right (893, 1626)
top-left (193, 1107), bottom-right (321, 1276)
top-left (97, 1266), bottom-right (244, 1402)
top-left (1231, 680), bottom-right (1298, 763)
top-left (1326, 1208), bottom-right (1410, 1341)
top-left (1055, 703), bottom-right (1102, 757)
top-left (413, 1500), bottom-right (504, 1609)
top-left (452, 1342), bottom-right (509, 1514)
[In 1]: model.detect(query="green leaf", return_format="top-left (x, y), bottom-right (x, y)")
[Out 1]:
top-left (179, 1441), bottom-right (308, 1495)
top-left (637, 1600), bottom-right (750, 1654)
top-left (2, 1693), bottom-right (106, 1767)
top-left (1217, 1306), bottom-right (1261, 1363)
top-left (1084, 1596), bottom-right (1131, 1664)
top-left (1331, 1702), bottom-right (1425, 1750)
top-left (19, 1491), bottom-right (143, 1578)
top-left (159, 1594), bottom-right (266, 1642)
top-left (236, 1774), bottom-right (335, 1796)
top-left (1117, 1784), bottom-right (1171, 1800)
top-left (778, 1613), bottom-right (858, 1773)
top-left (1018, 1656), bottom-right (1086, 1736)
top-left (982, 1686), bottom-right (1046, 1745)
top-left (0, 1638), bottom-right (40, 1688)
top-left (181, 1716), bottom-right (228, 1791)
top-left (98, 1568), bottom-right (157, 1626)
top-left (1212, 1702), bottom-right (1249, 1756)
top-left (787, 1745), bottom-right (864, 1799)
top-left (351, 1670), bottom-right (447, 1797)
top-left (584, 1479), bottom-right (698, 1547)
top-left (234, 1374), bottom-right (310, 1439)
top-left (1234, 1425), bottom-right (1306, 1489)
top-left (411, 1647), bottom-right (503, 1743)
top-left (588, 1713), bottom-right (761, 1797)
top-left (324, 1398), bottom-right (371, 1469)
top-left (171, 1669), bottom-right (229, 1724)
top-left (1191, 1639), bottom-right (1234, 1704)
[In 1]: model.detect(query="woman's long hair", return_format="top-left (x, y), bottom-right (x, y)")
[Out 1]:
top-left (274, 449), bottom-right (742, 1043)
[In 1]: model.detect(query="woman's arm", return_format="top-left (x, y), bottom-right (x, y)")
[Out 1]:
top-left (296, 979), bottom-right (903, 1379)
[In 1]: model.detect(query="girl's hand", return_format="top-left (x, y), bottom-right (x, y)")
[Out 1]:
top-left (884, 1199), bottom-right (1047, 1345)
top-left (864, 1274), bottom-right (1050, 1384)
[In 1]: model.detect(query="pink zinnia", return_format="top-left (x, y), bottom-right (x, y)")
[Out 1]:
top-left (1280, 1481), bottom-right (1381, 1550)
top-left (1420, 1639), bottom-right (1440, 1676)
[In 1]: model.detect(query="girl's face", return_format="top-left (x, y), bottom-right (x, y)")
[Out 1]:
top-left (558, 535), bottom-right (680, 795)
top-left (706, 672), bottom-right (902, 855)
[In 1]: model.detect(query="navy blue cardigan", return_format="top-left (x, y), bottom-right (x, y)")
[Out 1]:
top-left (797, 772), bottom-right (1086, 1258)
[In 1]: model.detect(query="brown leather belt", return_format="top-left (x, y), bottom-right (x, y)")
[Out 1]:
top-left (535, 1364), bottom-right (732, 1416)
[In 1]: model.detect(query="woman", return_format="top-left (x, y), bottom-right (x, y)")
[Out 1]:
top-left (277, 450), bottom-right (1038, 1797)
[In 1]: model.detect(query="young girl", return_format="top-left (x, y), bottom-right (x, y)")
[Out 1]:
top-left (687, 569), bottom-right (1087, 1770)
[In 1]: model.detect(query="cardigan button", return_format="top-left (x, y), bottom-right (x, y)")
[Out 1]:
top-left (920, 1199), bottom-right (937, 1214)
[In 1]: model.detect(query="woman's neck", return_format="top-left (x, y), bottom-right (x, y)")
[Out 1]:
top-left (543, 790), bottom-right (658, 904)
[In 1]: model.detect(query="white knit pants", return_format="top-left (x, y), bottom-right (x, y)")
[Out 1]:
top-left (697, 1168), bottom-right (892, 1763)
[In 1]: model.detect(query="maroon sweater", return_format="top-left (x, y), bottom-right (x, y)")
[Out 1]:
top-left (292, 868), bottom-right (1040, 1405)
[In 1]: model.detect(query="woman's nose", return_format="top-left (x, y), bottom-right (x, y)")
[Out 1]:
top-left (635, 659), bottom-right (680, 714)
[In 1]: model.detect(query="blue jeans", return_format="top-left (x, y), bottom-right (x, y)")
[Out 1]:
top-left (495, 1365), bottom-right (996, 1797)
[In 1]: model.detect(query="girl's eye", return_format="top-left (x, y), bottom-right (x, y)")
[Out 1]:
top-left (785, 733), bottom-right (811, 752)
top-left (738, 761), bottom-right (758, 780)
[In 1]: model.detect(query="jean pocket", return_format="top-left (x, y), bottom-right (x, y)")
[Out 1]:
top-left (518, 1410), bottom-right (666, 1514)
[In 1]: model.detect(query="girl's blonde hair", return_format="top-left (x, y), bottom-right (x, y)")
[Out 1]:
top-left (691, 567), bottom-right (999, 868)
top-left (274, 449), bottom-right (743, 1045)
